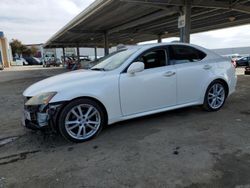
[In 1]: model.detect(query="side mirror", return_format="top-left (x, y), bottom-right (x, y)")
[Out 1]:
top-left (127, 62), bottom-right (145, 74)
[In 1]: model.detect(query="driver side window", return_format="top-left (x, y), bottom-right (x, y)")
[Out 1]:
top-left (135, 49), bottom-right (167, 69)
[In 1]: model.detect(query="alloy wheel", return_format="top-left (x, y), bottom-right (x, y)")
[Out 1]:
top-left (65, 104), bottom-right (101, 140)
top-left (207, 83), bottom-right (225, 109)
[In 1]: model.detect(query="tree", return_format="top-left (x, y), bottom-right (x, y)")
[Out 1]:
top-left (30, 46), bottom-right (38, 56)
top-left (9, 39), bottom-right (37, 57)
top-left (22, 47), bottom-right (32, 56)
top-left (9, 39), bottom-right (23, 57)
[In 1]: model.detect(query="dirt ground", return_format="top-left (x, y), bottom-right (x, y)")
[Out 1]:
top-left (0, 66), bottom-right (250, 188)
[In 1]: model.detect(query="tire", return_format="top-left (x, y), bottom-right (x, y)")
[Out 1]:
top-left (203, 80), bottom-right (227, 112)
top-left (58, 98), bottom-right (105, 142)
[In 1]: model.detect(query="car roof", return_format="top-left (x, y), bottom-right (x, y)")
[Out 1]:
top-left (124, 42), bottom-right (206, 51)
top-left (139, 42), bottom-right (222, 59)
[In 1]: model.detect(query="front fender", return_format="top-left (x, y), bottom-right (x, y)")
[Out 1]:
top-left (49, 75), bottom-right (122, 125)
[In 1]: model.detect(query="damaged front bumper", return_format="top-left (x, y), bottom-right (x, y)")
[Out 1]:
top-left (22, 101), bottom-right (63, 131)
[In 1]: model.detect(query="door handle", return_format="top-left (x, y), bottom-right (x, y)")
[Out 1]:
top-left (203, 65), bottom-right (212, 70)
top-left (163, 71), bottom-right (176, 77)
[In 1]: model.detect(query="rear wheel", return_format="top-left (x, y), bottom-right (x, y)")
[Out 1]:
top-left (203, 81), bottom-right (227, 111)
top-left (58, 98), bottom-right (105, 142)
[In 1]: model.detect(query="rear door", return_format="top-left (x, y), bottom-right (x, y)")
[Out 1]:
top-left (168, 45), bottom-right (212, 105)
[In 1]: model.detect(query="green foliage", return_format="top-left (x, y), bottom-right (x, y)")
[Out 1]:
top-left (10, 39), bottom-right (23, 56)
top-left (30, 46), bottom-right (38, 56)
top-left (10, 39), bottom-right (38, 57)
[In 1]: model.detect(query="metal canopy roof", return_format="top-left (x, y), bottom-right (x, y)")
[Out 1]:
top-left (44, 0), bottom-right (250, 48)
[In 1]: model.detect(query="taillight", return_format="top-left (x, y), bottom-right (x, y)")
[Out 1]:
top-left (231, 60), bottom-right (236, 68)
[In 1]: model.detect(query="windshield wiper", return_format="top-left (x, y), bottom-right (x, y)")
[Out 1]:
top-left (91, 68), bottom-right (106, 71)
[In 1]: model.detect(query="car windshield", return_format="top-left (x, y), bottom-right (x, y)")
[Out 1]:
top-left (91, 48), bottom-right (138, 71)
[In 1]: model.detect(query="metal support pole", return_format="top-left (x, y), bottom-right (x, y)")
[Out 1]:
top-left (76, 46), bottom-right (80, 62)
top-left (104, 32), bottom-right (109, 56)
top-left (94, 47), bottom-right (97, 60)
top-left (180, 27), bottom-right (184, 42)
top-left (183, 0), bottom-right (191, 43)
top-left (54, 48), bottom-right (57, 60)
top-left (157, 34), bottom-right (162, 43)
top-left (62, 47), bottom-right (66, 62)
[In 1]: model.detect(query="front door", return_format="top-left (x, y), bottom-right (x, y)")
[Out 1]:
top-left (119, 48), bottom-right (177, 116)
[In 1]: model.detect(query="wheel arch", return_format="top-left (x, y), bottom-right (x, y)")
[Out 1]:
top-left (55, 96), bottom-right (108, 128)
top-left (202, 78), bottom-right (229, 111)
top-left (205, 78), bottom-right (229, 100)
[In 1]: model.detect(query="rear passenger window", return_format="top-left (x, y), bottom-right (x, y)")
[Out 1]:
top-left (168, 45), bottom-right (206, 65)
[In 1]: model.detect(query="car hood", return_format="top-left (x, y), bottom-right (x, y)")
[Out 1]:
top-left (23, 69), bottom-right (105, 97)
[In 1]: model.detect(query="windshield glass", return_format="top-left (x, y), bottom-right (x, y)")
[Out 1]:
top-left (91, 48), bottom-right (138, 71)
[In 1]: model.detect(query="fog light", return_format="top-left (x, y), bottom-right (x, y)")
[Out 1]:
top-left (37, 112), bottom-right (49, 127)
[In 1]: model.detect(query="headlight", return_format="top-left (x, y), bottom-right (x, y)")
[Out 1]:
top-left (25, 92), bottom-right (57, 106)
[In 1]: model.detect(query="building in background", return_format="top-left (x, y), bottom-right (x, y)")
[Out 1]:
top-left (0, 31), bottom-right (12, 68)
top-left (43, 48), bottom-right (56, 60)
top-left (213, 46), bottom-right (250, 57)
top-left (56, 47), bottom-right (105, 60)
top-left (25, 43), bottom-right (44, 59)
top-left (46, 47), bottom-right (106, 61)
top-left (43, 48), bottom-right (76, 60)
top-left (24, 42), bottom-right (250, 64)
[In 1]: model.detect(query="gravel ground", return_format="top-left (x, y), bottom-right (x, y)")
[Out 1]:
top-left (0, 66), bottom-right (249, 188)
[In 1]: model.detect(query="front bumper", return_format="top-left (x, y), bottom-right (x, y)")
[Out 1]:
top-left (22, 119), bottom-right (45, 130)
top-left (22, 102), bottom-right (63, 131)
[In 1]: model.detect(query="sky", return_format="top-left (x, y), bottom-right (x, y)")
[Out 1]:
top-left (1, 0), bottom-right (250, 49)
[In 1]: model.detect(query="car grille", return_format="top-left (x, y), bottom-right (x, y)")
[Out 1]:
top-left (24, 97), bottom-right (39, 121)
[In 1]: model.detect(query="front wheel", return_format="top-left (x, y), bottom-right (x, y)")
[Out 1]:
top-left (203, 81), bottom-right (227, 111)
top-left (58, 99), bottom-right (105, 142)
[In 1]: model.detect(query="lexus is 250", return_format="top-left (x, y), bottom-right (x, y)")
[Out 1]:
top-left (22, 43), bottom-right (237, 142)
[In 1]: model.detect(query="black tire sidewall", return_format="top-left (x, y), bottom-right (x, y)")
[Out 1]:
top-left (58, 98), bottom-right (105, 143)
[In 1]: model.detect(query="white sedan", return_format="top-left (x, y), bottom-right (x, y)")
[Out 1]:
top-left (23, 43), bottom-right (237, 142)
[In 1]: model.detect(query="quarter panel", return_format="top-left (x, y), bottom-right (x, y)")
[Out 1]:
top-left (214, 58), bottom-right (237, 96)
top-left (175, 60), bottom-right (217, 105)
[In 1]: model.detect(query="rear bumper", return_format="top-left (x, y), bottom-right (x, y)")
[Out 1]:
top-left (228, 74), bottom-right (237, 96)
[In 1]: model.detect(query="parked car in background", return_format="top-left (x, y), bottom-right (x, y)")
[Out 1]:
top-left (65, 57), bottom-right (81, 70)
top-left (0, 52), bottom-right (3, 70)
top-left (23, 57), bottom-right (41, 65)
top-left (32, 57), bottom-right (42, 65)
top-left (245, 64), bottom-right (250, 75)
top-left (43, 58), bottom-right (61, 67)
top-left (80, 56), bottom-right (91, 62)
top-left (79, 56), bottom-right (93, 69)
top-left (22, 43), bottom-right (237, 142)
top-left (235, 56), bottom-right (250, 67)
top-left (0, 61), bottom-right (3, 70)
top-left (231, 54), bottom-right (243, 61)
top-left (13, 57), bottom-right (29, 66)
